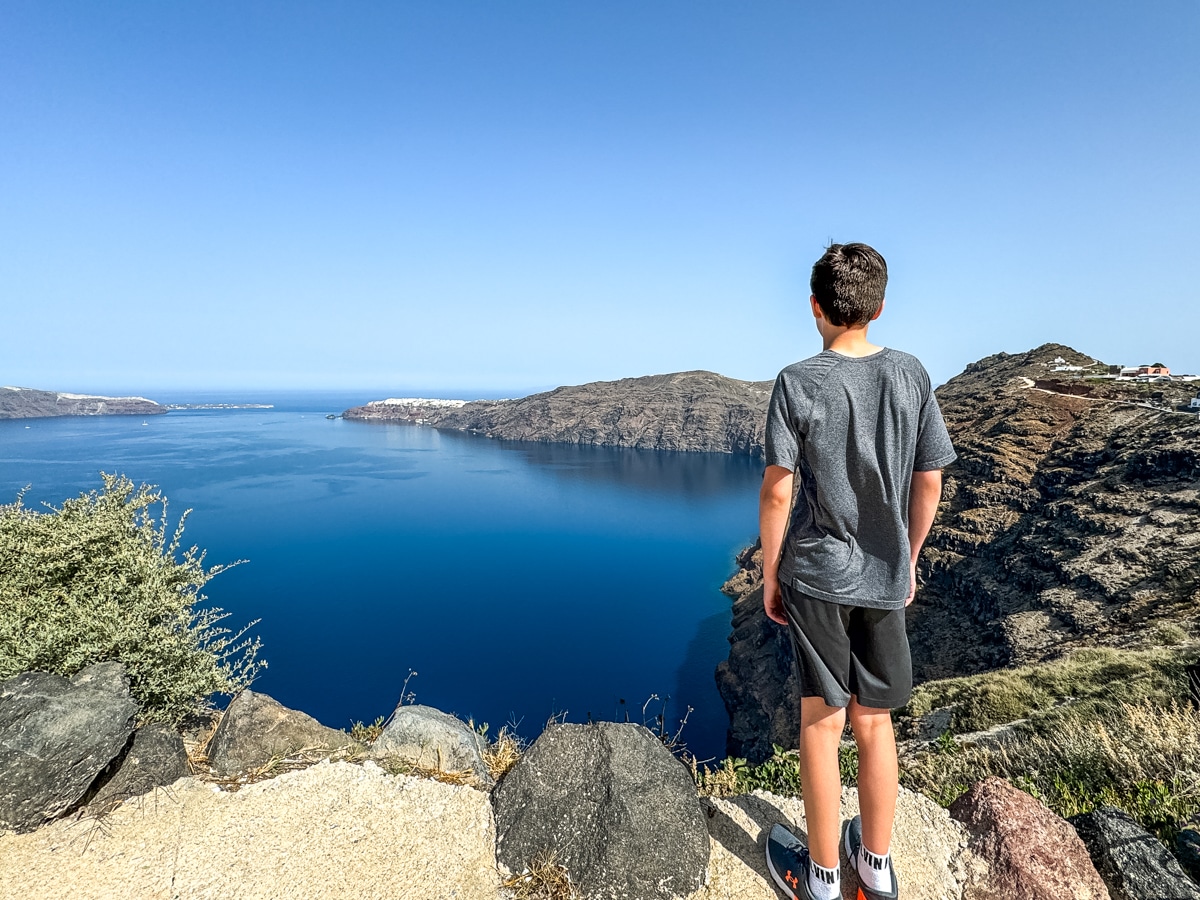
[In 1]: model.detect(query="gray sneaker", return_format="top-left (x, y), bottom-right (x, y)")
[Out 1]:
top-left (843, 815), bottom-right (899, 900)
top-left (765, 823), bottom-right (819, 900)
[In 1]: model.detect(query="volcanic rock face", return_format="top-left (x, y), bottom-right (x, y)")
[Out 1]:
top-left (718, 343), bottom-right (1200, 759)
top-left (344, 370), bottom-right (773, 455)
top-left (0, 387), bottom-right (166, 419)
top-left (915, 343), bottom-right (1199, 678)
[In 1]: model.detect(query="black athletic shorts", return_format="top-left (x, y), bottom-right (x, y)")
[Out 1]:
top-left (780, 583), bottom-right (912, 709)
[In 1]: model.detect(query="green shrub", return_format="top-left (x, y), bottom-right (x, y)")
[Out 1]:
top-left (694, 742), bottom-right (859, 798)
top-left (0, 474), bottom-right (264, 723)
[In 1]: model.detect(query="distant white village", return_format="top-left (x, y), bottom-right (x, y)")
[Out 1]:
top-left (1048, 356), bottom-right (1200, 411)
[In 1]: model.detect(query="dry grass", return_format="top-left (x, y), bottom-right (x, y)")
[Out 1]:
top-left (901, 645), bottom-right (1198, 735)
top-left (198, 743), bottom-right (364, 790)
top-left (690, 755), bottom-right (742, 798)
top-left (181, 711), bottom-right (221, 774)
top-left (371, 754), bottom-right (481, 786)
top-left (903, 699), bottom-right (1200, 841)
top-left (501, 850), bottom-right (580, 900)
top-left (483, 727), bottom-right (525, 782)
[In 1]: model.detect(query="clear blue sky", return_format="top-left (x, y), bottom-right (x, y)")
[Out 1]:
top-left (3, 1), bottom-right (1197, 394)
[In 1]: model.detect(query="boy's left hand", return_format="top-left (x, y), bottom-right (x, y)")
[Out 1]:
top-left (904, 560), bottom-right (918, 606)
top-left (763, 575), bottom-right (789, 625)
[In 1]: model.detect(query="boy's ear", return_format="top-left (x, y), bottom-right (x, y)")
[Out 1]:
top-left (870, 299), bottom-right (885, 321)
top-left (810, 295), bottom-right (823, 319)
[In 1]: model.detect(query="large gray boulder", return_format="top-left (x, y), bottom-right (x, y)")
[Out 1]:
top-left (89, 723), bottom-right (190, 813)
top-left (0, 662), bottom-right (138, 831)
top-left (492, 722), bottom-right (710, 900)
top-left (369, 704), bottom-right (491, 784)
top-left (206, 690), bottom-right (349, 777)
top-left (1071, 806), bottom-right (1200, 900)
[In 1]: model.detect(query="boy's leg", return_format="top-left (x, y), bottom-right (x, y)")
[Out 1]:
top-left (847, 697), bottom-right (898, 856)
top-left (844, 603), bottom-right (910, 894)
top-left (799, 696), bottom-right (847, 870)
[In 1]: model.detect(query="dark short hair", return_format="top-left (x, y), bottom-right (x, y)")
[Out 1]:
top-left (810, 243), bottom-right (888, 327)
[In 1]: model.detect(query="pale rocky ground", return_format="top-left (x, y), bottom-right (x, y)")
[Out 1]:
top-left (0, 760), bottom-right (979, 900)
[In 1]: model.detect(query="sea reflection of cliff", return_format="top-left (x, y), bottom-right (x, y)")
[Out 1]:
top-left (437, 430), bottom-right (763, 500)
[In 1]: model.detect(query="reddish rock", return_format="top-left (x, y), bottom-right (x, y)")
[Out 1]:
top-left (950, 777), bottom-right (1110, 900)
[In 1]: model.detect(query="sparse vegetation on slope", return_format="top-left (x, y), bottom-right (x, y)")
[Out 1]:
top-left (0, 474), bottom-right (264, 723)
top-left (900, 645), bottom-right (1197, 733)
top-left (902, 646), bottom-right (1200, 855)
top-left (902, 697), bottom-right (1200, 848)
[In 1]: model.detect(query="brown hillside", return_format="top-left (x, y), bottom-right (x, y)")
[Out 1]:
top-left (718, 343), bottom-right (1200, 760)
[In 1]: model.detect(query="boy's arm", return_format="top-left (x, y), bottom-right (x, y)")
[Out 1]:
top-left (760, 465), bottom-right (794, 625)
top-left (905, 468), bottom-right (944, 606)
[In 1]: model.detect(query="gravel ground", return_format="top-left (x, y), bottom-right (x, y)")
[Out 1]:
top-left (695, 787), bottom-right (985, 900)
top-left (0, 764), bottom-right (982, 900)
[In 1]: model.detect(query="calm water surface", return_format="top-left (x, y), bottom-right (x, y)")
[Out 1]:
top-left (0, 394), bottom-right (761, 760)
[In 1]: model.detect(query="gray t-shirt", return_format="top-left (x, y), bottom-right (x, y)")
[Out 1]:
top-left (765, 348), bottom-right (957, 610)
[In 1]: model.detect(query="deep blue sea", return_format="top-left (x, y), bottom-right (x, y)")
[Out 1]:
top-left (0, 392), bottom-right (762, 761)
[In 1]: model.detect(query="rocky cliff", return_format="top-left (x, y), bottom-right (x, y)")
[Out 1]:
top-left (343, 371), bottom-right (773, 455)
top-left (0, 387), bottom-right (166, 420)
top-left (718, 343), bottom-right (1200, 760)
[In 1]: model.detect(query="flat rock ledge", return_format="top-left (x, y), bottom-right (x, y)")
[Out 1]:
top-left (0, 763), bottom-right (983, 900)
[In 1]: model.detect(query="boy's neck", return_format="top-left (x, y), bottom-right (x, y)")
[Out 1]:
top-left (822, 325), bottom-right (884, 358)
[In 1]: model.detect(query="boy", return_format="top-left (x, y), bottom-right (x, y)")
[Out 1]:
top-left (759, 243), bottom-right (955, 900)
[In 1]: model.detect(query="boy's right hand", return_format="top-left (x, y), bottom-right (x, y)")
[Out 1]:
top-left (763, 575), bottom-right (789, 625)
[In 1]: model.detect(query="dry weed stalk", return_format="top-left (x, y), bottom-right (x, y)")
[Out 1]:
top-left (483, 727), bottom-right (525, 782)
top-left (373, 754), bottom-right (481, 787)
top-left (182, 711), bottom-right (222, 774)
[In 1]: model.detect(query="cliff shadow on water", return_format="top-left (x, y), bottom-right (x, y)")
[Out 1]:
top-left (436, 429), bottom-right (766, 500)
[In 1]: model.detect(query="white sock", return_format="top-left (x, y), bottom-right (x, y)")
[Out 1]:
top-left (807, 858), bottom-right (840, 900)
top-left (857, 844), bottom-right (893, 893)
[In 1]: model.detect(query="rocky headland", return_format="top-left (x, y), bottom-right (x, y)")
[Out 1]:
top-left (343, 370), bottom-right (773, 455)
top-left (717, 343), bottom-right (1200, 760)
top-left (0, 387), bottom-right (166, 420)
